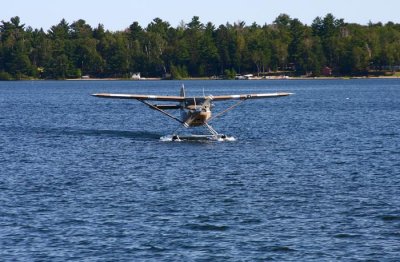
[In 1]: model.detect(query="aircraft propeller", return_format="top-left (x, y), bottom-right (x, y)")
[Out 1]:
top-left (183, 95), bottom-right (213, 127)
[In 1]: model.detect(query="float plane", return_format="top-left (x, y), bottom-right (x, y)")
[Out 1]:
top-left (92, 85), bottom-right (293, 141)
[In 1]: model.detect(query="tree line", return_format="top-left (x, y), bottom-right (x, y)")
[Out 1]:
top-left (1, 14), bottom-right (400, 80)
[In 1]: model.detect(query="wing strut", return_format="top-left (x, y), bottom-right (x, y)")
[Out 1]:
top-left (206, 98), bottom-right (248, 123)
top-left (138, 100), bottom-right (184, 124)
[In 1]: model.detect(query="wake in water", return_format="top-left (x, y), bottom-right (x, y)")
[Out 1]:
top-left (40, 127), bottom-right (162, 140)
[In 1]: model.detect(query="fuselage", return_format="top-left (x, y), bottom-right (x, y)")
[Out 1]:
top-left (181, 99), bottom-right (213, 127)
top-left (184, 110), bottom-right (212, 126)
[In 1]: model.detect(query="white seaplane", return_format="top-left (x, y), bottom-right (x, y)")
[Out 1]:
top-left (92, 85), bottom-right (292, 141)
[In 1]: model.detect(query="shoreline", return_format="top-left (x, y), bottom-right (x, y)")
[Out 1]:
top-left (3, 76), bottom-right (400, 81)
top-left (69, 75), bottom-right (400, 81)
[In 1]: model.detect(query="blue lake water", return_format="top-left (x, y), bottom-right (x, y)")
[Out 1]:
top-left (1, 79), bottom-right (400, 261)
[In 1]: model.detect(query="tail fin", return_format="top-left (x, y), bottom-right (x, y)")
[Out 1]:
top-left (179, 84), bottom-right (186, 120)
top-left (180, 84), bottom-right (186, 97)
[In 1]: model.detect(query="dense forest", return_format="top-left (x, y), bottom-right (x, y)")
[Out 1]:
top-left (1, 14), bottom-right (400, 80)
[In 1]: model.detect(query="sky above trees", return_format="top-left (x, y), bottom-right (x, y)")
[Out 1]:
top-left (1, 0), bottom-right (400, 31)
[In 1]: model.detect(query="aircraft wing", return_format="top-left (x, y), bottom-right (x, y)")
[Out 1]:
top-left (210, 92), bottom-right (293, 101)
top-left (92, 93), bottom-right (186, 102)
top-left (93, 92), bottom-right (293, 102)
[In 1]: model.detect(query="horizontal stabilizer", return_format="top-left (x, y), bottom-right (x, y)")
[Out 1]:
top-left (152, 104), bottom-right (181, 110)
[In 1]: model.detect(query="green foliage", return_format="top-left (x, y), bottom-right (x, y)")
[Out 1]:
top-left (0, 71), bottom-right (13, 80)
top-left (1, 15), bottom-right (400, 79)
top-left (170, 64), bottom-right (188, 79)
top-left (224, 68), bottom-right (236, 79)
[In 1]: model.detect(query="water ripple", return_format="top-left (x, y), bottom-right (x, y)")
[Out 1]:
top-left (1, 79), bottom-right (400, 261)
